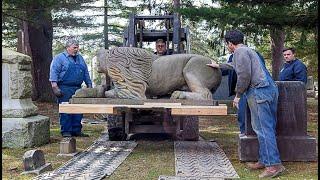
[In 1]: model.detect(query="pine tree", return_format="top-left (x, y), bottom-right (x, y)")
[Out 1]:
top-left (179, 0), bottom-right (318, 79)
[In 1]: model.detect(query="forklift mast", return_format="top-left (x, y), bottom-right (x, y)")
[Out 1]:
top-left (123, 13), bottom-right (190, 54)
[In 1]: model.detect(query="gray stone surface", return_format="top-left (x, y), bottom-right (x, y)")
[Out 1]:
top-left (2, 62), bottom-right (37, 118)
top-left (59, 137), bottom-right (76, 154)
top-left (70, 97), bottom-right (216, 106)
top-left (2, 48), bottom-right (50, 148)
top-left (306, 76), bottom-right (314, 90)
top-left (21, 149), bottom-right (53, 175)
top-left (212, 75), bottom-right (234, 100)
top-left (23, 150), bottom-right (46, 171)
top-left (21, 163), bottom-right (53, 175)
top-left (2, 115), bottom-right (50, 148)
top-left (2, 98), bottom-right (38, 118)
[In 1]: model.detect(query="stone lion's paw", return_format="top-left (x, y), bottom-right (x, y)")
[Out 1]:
top-left (73, 88), bottom-right (97, 98)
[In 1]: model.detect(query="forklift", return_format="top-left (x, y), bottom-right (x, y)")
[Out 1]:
top-left (123, 13), bottom-right (190, 54)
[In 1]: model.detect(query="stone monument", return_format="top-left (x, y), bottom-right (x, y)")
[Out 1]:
top-left (2, 48), bottom-right (50, 148)
top-left (21, 149), bottom-right (52, 175)
top-left (238, 81), bottom-right (317, 161)
top-left (57, 137), bottom-right (79, 157)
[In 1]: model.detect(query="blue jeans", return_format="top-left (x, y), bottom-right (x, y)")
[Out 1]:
top-left (237, 95), bottom-right (246, 134)
top-left (245, 84), bottom-right (281, 166)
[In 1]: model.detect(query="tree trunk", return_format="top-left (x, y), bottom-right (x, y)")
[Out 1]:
top-left (26, 6), bottom-right (55, 102)
top-left (269, 26), bottom-right (285, 80)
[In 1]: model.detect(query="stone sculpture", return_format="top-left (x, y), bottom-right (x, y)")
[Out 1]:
top-left (75, 47), bottom-right (222, 100)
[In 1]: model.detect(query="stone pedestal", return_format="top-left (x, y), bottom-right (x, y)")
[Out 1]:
top-left (57, 137), bottom-right (79, 157)
top-left (2, 48), bottom-right (50, 148)
top-left (238, 81), bottom-right (317, 161)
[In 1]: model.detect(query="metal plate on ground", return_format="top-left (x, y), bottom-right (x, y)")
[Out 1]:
top-left (34, 134), bottom-right (137, 180)
top-left (174, 141), bottom-right (239, 179)
top-left (158, 175), bottom-right (225, 180)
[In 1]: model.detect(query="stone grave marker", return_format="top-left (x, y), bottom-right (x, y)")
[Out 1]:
top-left (57, 137), bottom-right (79, 157)
top-left (21, 150), bottom-right (52, 175)
top-left (2, 48), bottom-right (50, 148)
top-left (238, 81), bottom-right (317, 161)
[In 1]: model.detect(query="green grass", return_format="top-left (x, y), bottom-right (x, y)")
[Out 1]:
top-left (2, 124), bottom-right (105, 180)
top-left (2, 99), bottom-right (318, 179)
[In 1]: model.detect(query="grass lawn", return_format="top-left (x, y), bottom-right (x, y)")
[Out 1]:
top-left (2, 99), bottom-right (318, 179)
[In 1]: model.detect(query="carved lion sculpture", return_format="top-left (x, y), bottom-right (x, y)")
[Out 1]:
top-left (75, 47), bottom-right (222, 100)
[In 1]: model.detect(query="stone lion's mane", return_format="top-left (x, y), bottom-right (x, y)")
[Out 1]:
top-left (106, 47), bottom-right (153, 99)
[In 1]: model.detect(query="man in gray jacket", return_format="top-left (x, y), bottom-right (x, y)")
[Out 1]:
top-left (207, 30), bottom-right (285, 178)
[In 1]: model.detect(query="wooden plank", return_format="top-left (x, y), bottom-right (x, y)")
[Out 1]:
top-left (59, 104), bottom-right (227, 116)
top-left (143, 102), bottom-right (182, 106)
top-left (59, 104), bottom-right (116, 114)
top-left (171, 105), bottom-right (227, 116)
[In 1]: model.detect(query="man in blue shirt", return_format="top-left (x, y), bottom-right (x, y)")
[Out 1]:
top-left (49, 39), bottom-right (92, 137)
top-left (279, 47), bottom-right (307, 84)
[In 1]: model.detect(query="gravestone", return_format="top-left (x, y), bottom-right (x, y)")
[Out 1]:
top-left (238, 81), bottom-right (317, 161)
top-left (212, 75), bottom-right (234, 100)
top-left (21, 150), bottom-right (52, 175)
top-left (306, 76), bottom-right (316, 97)
top-left (306, 76), bottom-right (314, 90)
top-left (57, 137), bottom-right (78, 157)
top-left (2, 48), bottom-right (50, 148)
top-left (212, 75), bottom-right (237, 114)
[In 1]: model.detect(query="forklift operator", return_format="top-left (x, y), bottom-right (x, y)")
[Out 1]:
top-left (155, 39), bottom-right (171, 56)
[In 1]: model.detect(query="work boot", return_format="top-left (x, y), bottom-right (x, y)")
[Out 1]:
top-left (247, 162), bottom-right (265, 170)
top-left (62, 132), bottom-right (72, 137)
top-left (73, 132), bottom-right (89, 137)
top-left (259, 164), bottom-right (285, 178)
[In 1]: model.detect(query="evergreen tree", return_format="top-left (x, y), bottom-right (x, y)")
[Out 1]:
top-left (179, 0), bottom-right (318, 79)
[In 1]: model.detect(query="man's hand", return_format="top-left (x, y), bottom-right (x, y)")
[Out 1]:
top-left (52, 86), bottom-right (63, 98)
top-left (233, 96), bottom-right (240, 109)
top-left (206, 62), bottom-right (220, 68)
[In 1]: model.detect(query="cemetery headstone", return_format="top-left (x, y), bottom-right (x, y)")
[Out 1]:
top-left (21, 150), bottom-right (52, 175)
top-left (57, 137), bottom-right (78, 157)
top-left (238, 81), bottom-right (317, 161)
top-left (2, 48), bottom-right (50, 148)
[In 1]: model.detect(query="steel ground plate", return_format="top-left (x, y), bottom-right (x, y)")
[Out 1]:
top-left (158, 175), bottom-right (225, 180)
top-left (34, 134), bottom-right (137, 180)
top-left (174, 141), bottom-right (239, 179)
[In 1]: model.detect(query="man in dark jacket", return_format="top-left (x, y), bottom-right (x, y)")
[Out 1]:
top-left (279, 47), bottom-right (307, 84)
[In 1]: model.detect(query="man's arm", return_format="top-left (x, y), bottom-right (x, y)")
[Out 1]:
top-left (233, 49), bottom-right (252, 97)
top-left (49, 57), bottom-right (63, 97)
top-left (206, 62), bottom-right (234, 69)
top-left (293, 61), bottom-right (308, 84)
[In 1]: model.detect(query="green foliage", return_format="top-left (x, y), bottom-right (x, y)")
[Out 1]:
top-left (178, 0), bottom-right (318, 78)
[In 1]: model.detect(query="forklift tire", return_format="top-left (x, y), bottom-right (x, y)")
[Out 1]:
top-left (106, 114), bottom-right (127, 141)
top-left (175, 116), bottom-right (199, 141)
